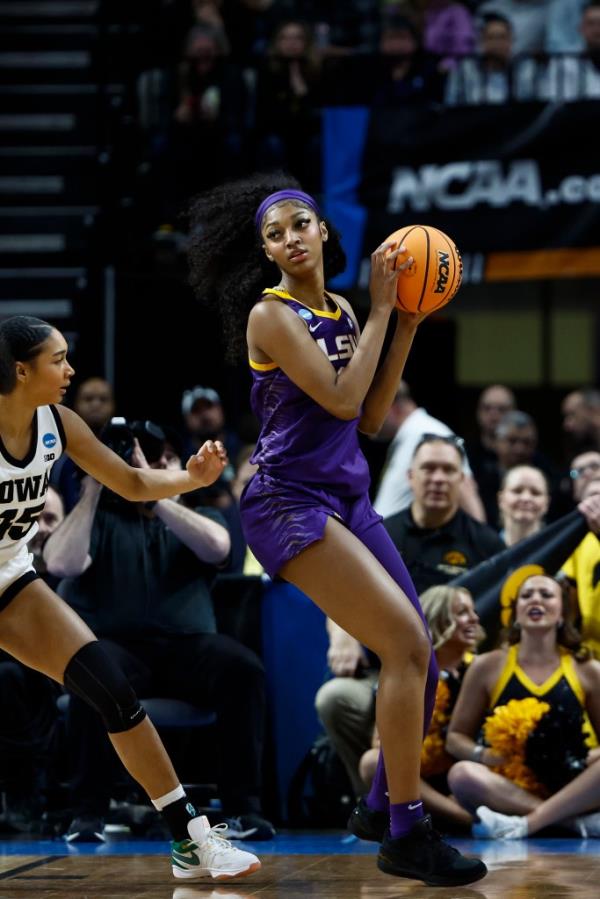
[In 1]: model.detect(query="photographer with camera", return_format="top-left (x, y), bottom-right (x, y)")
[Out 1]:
top-left (44, 418), bottom-right (273, 844)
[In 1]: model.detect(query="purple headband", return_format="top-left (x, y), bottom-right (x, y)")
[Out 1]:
top-left (254, 189), bottom-right (320, 233)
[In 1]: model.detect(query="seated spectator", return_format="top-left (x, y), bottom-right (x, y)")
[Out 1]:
top-left (169, 24), bottom-right (248, 201)
top-left (445, 13), bottom-right (515, 104)
top-left (44, 423), bottom-right (273, 843)
top-left (476, 0), bottom-right (548, 55)
top-left (570, 450), bottom-right (600, 500)
top-left (373, 381), bottom-right (484, 521)
top-left (0, 486), bottom-right (65, 833)
top-left (466, 384), bottom-right (515, 500)
top-left (562, 388), bottom-right (600, 457)
top-left (537, 0), bottom-right (600, 100)
top-left (180, 384), bottom-right (238, 507)
top-left (383, 434), bottom-right (505, 594)
top-left (370, 15), bottom-right (445, 106)
top-left (29, 485), bottom-right (65, 588)
top-left (314, 618), bottom-right (380, 802)
top-left (546, 0), bottom-right (587, 53)
top-left (192, 0), bottom-right (226, 31)
top-left (304, 1), bottom-right (382, 55)
top-left (50, 377), bottom-right (115, 511)
top-left (552, 447), bottom-right (600, 520)
top-left (561, 477), bottom-right (600, 657)
top-left (477, 410), bottom-right (558, 528)
top-left (494, 410), bottom-right (539, 488)
top-left (254, 20), bottom-right (323, 190)
top-left (420, 0), bottom-right (476, 63)
top-left (357, 584), bottom-right (483, 833)
top-left (181, 384), bottom-right (239, 467)
top-left (446, 568), bottom-right (600, 839)
top-left (497, 465), bottom-right (549, 546)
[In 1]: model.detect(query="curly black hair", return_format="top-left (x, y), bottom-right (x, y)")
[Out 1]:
top-left (187, 171), bottom-right (346, 363)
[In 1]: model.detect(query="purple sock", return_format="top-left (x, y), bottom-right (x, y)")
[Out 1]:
top-left (390, 799), bottom-right (425, 839)
top-left (365, 650), bottom-right (439, 815)
top-left (366, 750), bottom-right (389, 812)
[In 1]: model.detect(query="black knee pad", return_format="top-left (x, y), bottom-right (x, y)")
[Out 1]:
top-left (64, 641), bottom-right (146, 734)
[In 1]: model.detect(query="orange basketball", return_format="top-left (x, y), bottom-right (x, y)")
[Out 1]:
top-left (385, 224), bottom-right (462, 313)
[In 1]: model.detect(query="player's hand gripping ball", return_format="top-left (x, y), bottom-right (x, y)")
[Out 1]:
top-left (386, 224), bottom-right (462, 313)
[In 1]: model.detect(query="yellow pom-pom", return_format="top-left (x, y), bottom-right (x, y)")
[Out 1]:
top-left (482, 698), bottom-right (550, 797)
top-left (421, 679), bottom-right (453, 778)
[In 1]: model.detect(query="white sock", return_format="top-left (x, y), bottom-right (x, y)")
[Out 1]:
top-left (151, 783), bottom-right (186, 811)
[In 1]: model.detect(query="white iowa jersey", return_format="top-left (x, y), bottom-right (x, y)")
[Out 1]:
top-left (0, 405), bottom-right (65, 566)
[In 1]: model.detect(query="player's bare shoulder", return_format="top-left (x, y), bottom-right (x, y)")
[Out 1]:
top-left (248, 295), bottom-right (298, 330)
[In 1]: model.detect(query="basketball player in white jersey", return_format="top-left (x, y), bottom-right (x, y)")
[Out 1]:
top-left (0, 315), bottom-right (261, 882)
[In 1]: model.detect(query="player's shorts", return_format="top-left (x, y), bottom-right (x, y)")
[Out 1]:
top-left (0, 545), bottom-right (39, 614)
top-left (240, 470), bottom-right (382, 579)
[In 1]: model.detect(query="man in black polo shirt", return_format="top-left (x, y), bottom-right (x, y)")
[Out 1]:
top-left (384, 434), bottom-right (504, 593)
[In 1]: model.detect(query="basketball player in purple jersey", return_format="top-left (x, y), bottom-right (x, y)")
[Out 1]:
top-left (188, 173), bottom-right (486, 886)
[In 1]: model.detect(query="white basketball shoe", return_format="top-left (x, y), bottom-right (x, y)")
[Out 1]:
top-left (171, 815), bottom-right (261, 880)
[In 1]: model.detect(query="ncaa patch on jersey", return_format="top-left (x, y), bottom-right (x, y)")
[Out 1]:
top-left (298, 308), bottom-right (313, 321)
top-left (42, 432), bottom-right (57, 449)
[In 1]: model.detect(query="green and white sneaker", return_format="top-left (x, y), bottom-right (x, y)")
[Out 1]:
top-left (171, 815), bottom-right (261, 881)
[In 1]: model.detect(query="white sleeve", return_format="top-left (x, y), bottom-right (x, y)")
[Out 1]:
top-left (373, 445), bottom-right (413, 517)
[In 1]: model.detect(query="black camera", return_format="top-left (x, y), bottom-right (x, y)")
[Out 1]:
top-left (101, 417), bottom-right (166, 465)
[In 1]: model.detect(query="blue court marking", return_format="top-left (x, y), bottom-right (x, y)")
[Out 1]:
top-left (0, 833), bottom-right (375, 857)
top-left (0, 834), bottom-right (599, 859)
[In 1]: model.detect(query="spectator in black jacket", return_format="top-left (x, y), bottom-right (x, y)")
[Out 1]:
top-left (383, 434), bottom-right (504, 594)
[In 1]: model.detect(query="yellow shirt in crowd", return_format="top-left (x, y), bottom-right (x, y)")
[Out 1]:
top-left (562, 533), bottom-right (600, 657)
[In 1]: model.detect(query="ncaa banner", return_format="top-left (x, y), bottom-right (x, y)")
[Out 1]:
top-left (322, 102), bottom-right (600, 288)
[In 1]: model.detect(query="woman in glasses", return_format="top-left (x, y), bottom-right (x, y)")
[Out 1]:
top-left (187, 172), bottom-right (486, 886)
top-left (569, 451), bottom-right (600, 502)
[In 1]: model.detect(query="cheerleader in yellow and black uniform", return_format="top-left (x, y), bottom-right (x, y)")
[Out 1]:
top-left (446, 565), bottom-right (600, 839)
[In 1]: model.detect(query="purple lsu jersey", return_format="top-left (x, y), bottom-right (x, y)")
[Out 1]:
top-left (248, 288), bottom-right (370, 497)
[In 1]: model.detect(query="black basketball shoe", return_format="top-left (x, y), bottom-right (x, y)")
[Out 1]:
top-left (377, 815), bottom-right (487, 886)
top-left (347, 797), bottom-right (388, 843)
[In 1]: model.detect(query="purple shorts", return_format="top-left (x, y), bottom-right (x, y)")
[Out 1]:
top-left (240, 471), bottom-right (382, 579)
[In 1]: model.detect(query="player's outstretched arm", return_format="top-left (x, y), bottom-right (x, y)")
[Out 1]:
top-left (56, 406), bottom-right (227, 502)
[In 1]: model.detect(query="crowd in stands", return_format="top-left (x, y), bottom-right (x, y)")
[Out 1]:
top-left (314, 380), bottom-right (600, 839)
top-left (2, 371), bottom-right (600, 844)
top-left (129, 0), bottom-right (600, 231)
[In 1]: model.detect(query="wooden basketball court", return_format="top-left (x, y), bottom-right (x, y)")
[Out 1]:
top-left (0, 835), bottom-right (597, 898)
